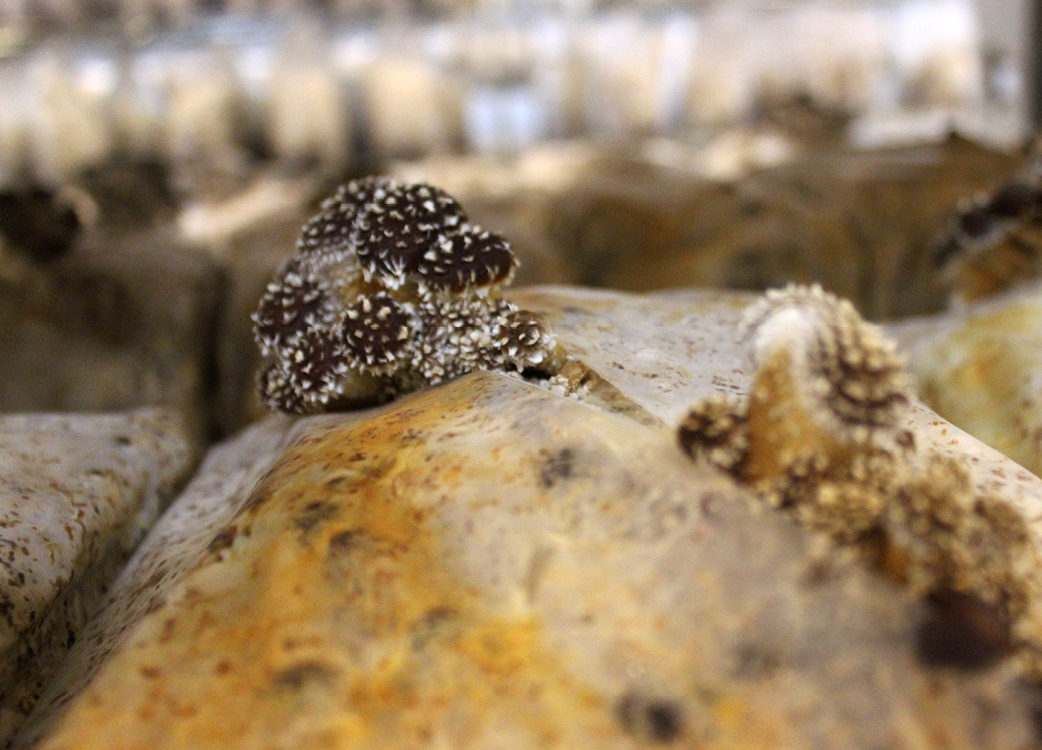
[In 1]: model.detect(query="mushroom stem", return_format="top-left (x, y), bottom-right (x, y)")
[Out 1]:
top-left (742, 346), bottom-right (852, 483)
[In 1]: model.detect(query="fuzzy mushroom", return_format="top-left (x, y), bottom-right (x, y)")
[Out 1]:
top-left (338, 294), bottom-right (417, 374)
top-left (252, 176), bottom-right (561, 413)
top-left (253, 259), bottom-right (341, 360)
top-left (676, 285), bottom-right (912, 485)
top-left (932, 151), bottom-right (1042, 303)
top-left (676, 285), bottom-right (1042, 654)
top-left (737, 284), bottom-right (911, 480)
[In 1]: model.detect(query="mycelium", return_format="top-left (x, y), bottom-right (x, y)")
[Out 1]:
top-left (932, 144), bottom-right (1042, 304)
top-left (678, 284), bottom-right (1042, 657)
top-left (252, 176), bottom-right (563, 413)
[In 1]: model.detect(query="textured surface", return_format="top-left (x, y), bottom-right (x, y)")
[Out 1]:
top-left (20, 373), bottom-right (1042, 749)
top-left (14, 413), bottom-right (296, 747)
top-left (16, 287), bottom-right (1042, 749)
top-left (891, 284), bottom-right (1042, 478)
top-left (0, 408), bottom-right (196, 743)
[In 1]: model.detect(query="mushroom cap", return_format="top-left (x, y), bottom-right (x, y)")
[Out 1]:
top-left (338, 294), bottom-right (417, 373)
top-left (252, 260), bottom-right (340, 358)
top-left (496, 308), bottom-right (556, 368)
top-left (257, 360), bottom-right (308, 414)
top-left (677, 393), bottom-right (749, 473)
top-left (256, 323), bottom-right (353, 414)
top-left (296, 177), bottom-right (398, 263)
top-left (354, 181), bottom-right (468, 286)
top-left (416, 226), bottom-right (516, 294)
top-left (931, 175), bottom-right (1042, 276)
top-left (741, 284), bottom-right (910, 437)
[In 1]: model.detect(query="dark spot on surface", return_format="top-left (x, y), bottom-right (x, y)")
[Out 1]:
top-left (273, 660), bottom-right (339, 689)
top-left (894, 429), bottom-right (916, 451)
top-left (539, 447), bottom-right (575, 488)
top-left (206, 525), bottom-right (238, 555)
top-left (139, 665), bottom-right (161, 679)
top-left (698, 492), bottom-right (728, 521)
top-left (410, 606), bottom-right (458, 650)
top-left (114, 435), bottom-right (132, 446)
top-left (915, 589), bottom-right (1013, 670)
top-left (616, 691), bottom-right (685, 743)
top-left (294, 501), bottom-right (339, 534)
top-left (959, 205), bottom-right (996, 239)
top-left (327, 529), bottom-right (360, 556)
top-left (799, 558), bottom-right (838, 588)
top-left (399, 428), bottom-right (426, 444)
top-left (731, 642), bottom-right (781, 679)
top-left (520, 366), bottom-right (553, 380)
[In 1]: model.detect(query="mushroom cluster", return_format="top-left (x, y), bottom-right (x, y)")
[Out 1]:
top-left (678, 285), bottom-right (1040, 636)
top-left (253, 176), bottom-right (561, 413)
top-left (932, 146), bottom-right (1042, 303)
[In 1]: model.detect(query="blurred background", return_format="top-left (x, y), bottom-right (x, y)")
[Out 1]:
top-left (0, 0), bottom-right (1030, 178)
top-left (0, 0), bottom-right (1036, 435)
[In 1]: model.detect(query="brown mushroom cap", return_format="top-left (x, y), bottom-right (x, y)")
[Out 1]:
top-left (296, 176), bottom-right (398, 262)
top-left (252, 260), bottom-right (340, 358)
top-left (496, 308), bottom-right (556, 367)
top-left (257, 360), bottom-right (309, 414)
top-left (354, 181), bottom-right (467, 285)
top-left (931, 174), bottom-right (1042, 277)
top-left (271, 324), bottom-right (352, 412)
top-left (416, 227), bottom-right (516, 294)
top-left (338, 294), bottom-right (417, 372)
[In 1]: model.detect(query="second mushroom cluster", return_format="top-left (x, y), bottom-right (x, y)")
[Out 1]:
top-left (253, 176), bottom-right (559, 413)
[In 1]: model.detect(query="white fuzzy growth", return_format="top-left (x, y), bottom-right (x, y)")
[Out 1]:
top-left (746, 305), bottom-right (820, 371)
top-left (741, 284), bottom-right (911, 443)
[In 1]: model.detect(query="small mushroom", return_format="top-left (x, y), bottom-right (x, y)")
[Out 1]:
top-left (676, 393), bottom-right (748, 473)
top-left (296, 177), bottom-right (395, 262)
top-left (738, 283), bottom-right (911, 481)
top-left (253, 260), bottom-right (341, 361)
top-left (676, 284), bottom-right (1042, 669)
top-left (676, 284), bottom-right (912, 489)
top-left (931, 148), bottom-right (1042, 303)
top-left (338, 294), bottom-right (417, 373)
top-left (252, 176), bottom-right (562, 413)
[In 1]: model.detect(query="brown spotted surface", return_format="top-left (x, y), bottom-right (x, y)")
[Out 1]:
top-left (17, 369), bottom-right (1042, 749)
top-left (0, 408), bottom-right (196, 744)
top-left (14, 288), bottom-right (1042, 748)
